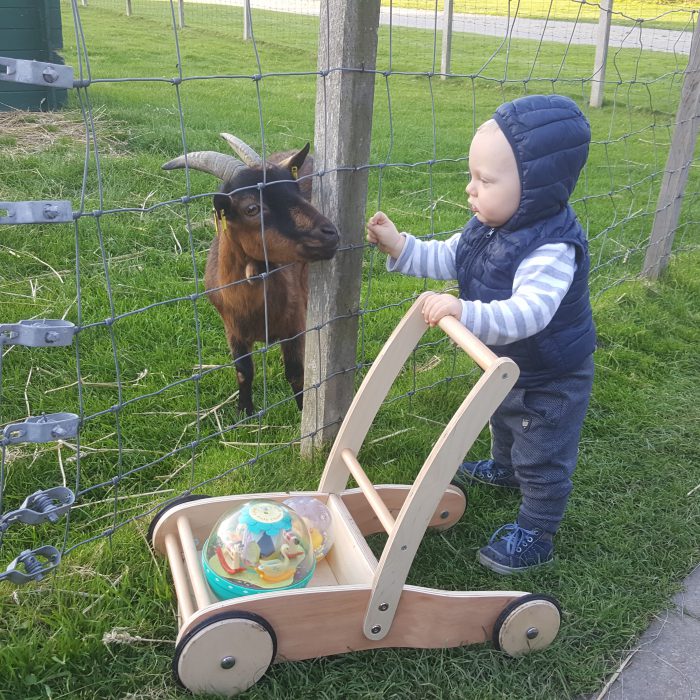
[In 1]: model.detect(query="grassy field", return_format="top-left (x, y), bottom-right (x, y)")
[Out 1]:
top-left (0, 3), bottom-right (699, 699)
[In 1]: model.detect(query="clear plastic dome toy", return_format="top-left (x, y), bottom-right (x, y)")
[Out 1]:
top-left (202, 500), bottom-right (316, 599)
top-left (283, 496), bottom-right (334, 561)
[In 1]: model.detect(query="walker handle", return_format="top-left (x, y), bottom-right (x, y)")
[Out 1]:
top-left (436, 314), bottom-right (498, 371)
top-left (416, 292), bottom-right (499, 370)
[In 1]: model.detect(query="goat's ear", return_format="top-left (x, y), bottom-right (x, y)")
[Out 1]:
top-left (213, 193), bottom-right (232, 219)
top-left (278, 142), bottom-right (310, 178)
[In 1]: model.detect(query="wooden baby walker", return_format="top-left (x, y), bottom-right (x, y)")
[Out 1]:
top-left (148, 293), bottom-right (562, 696)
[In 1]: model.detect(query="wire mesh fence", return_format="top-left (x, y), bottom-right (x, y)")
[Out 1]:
top-left (0, 0), bottom-right (698, 615)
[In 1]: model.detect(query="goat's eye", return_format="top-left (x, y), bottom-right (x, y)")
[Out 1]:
top-left (244, 203), bottom-right (260, 217)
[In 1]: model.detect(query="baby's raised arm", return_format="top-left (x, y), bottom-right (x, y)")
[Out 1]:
top-left (366, 211), bottom-right (406, 259)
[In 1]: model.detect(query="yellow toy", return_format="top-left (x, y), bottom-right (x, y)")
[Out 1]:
top-left (148, 293), bottom-right (562, 696)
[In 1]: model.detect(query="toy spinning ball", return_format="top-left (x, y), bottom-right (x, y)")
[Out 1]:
top-left (202, 500), bottom-right (316, 599)
top-left (283, 496), bottom-right (334, 561)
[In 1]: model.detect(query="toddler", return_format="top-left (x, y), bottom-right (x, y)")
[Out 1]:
top-left (367, 94), bottom-right (595, 574)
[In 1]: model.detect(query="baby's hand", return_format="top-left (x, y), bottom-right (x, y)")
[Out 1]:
top-left (421, 293), bottom-right (462, 328)
top-left (366, 211), bottom-right (405, 258)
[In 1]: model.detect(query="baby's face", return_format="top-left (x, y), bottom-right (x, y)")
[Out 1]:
top-left (466, 122), bottom-right (521, 229)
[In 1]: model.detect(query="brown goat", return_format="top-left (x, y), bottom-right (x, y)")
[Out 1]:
top-left (163, 134), bottom-right (339, 415)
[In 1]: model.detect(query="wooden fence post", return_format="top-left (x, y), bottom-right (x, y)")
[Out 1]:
top-left (300, 0), bottom-right (381, 456)
top-left (590, 0), bottom-right (612, 108)
top-left (642, 19), bottom-right (700, 280)
top-left (440, 0), bottom-right (454, 79)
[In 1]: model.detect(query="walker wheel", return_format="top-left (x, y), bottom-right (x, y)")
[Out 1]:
top-left (431, 482), bottom-right (467, 532)
top-left (173, 611), bottom-right (277, 696)
top-left (492, 594), bottom-right (561, 657)
top-left (146, 494), bottom-right (210, 549)
top-left (448, 478), bottom-right (469, 504)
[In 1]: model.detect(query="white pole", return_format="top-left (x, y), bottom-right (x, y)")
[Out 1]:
top-left (590, 0), bottom-right (613, 108)
top-left (441, 0), bottom-right (454, 79)
top-left (243, 0), bottom-right (251, 41)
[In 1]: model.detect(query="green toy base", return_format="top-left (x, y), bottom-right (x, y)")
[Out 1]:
top-left (203, 553), bottom-right (315, 600)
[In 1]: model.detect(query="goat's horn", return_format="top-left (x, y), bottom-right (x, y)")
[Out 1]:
top-left (161, 151), bottom-right (247, 183)
top-left (220, 133), bottom-right (263, 167)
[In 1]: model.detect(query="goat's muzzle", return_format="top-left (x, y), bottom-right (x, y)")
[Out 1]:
top-left (298, 223), bottom-right (340, 261)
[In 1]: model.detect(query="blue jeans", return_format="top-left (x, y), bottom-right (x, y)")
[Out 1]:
top-left (490, 354), bottom-right (594, 535)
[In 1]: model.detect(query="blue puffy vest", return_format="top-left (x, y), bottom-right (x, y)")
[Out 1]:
top-left (455, 94), bottom-right (596, 386)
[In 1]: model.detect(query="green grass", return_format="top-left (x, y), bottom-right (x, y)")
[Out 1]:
top-left (0, 4), bottom-right (699, 699)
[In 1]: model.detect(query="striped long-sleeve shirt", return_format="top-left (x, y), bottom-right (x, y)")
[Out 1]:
top-left (388, 232), bottom-right (576, 346)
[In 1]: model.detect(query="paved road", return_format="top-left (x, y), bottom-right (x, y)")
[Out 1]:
top-left (586, 565), bottom-right (700, 700)
top-left (180, 0), bottom-right (693, 54)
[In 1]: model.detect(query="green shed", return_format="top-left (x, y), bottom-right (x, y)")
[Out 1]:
top-left (0, 0), bottom-right (67, 111)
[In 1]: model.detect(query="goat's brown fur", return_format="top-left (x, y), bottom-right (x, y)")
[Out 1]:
top-left (204, 147), bottom-right (338, 415)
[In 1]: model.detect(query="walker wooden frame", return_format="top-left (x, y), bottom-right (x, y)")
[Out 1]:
top-left (149, 293), bottom-right (562, 696)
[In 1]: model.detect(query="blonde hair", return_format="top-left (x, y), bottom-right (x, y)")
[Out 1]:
top-left (476, 118), bottom-right (500, 134)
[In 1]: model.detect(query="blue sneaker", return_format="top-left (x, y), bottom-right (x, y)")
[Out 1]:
top-left (454, 459), bottom-right (519, 489)
top-left (478, 522), bottom-right (554, 575)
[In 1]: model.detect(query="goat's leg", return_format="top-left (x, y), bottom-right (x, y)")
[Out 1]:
top-left (281, 335), bottom-right (304, 411)
top-left (228, 337), bottom-right (255, 416)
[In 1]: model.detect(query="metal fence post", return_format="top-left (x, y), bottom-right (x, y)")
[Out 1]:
top-left (590, 0), bottom-right (613, 108)
top-left (441, 0), bottom-right (454, 79)
top-left (125, 0), bottom-right (132, 18)
top-left (642, 19), bottom-right (700, 280)
top-left (300, 0), bottom-right (381, 456)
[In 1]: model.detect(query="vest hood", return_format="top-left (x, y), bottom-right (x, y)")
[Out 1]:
top-left (492, 94), bottom-right (591, 232)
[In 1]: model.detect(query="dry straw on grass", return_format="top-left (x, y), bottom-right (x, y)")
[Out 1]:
top-left (0, 106), bottom-right (126, 158)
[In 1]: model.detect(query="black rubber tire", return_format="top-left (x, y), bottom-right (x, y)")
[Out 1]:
top-left (146, 494), bottom-right (211, 549)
